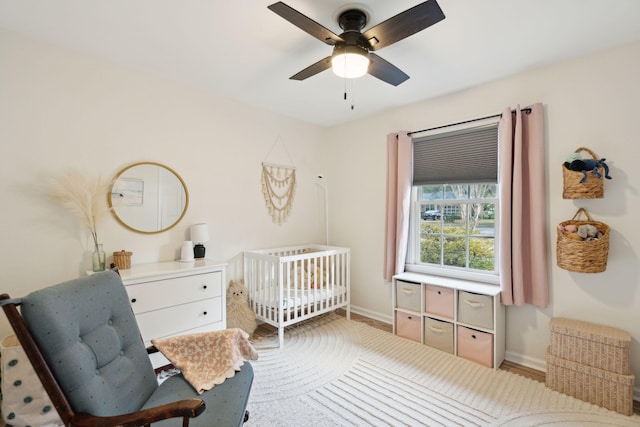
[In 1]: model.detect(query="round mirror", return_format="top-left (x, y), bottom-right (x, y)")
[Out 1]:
top-left (108, 162), bottom-right (189, 234)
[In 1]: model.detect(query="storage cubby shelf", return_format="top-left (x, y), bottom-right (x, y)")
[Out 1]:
top-left (392, 272), bottom-right (506, 369)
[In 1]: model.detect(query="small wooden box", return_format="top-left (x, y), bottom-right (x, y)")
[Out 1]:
top-left (549, 317), bottom-right (631, 375)
top-left (546, 348), bottom-right (634, 416)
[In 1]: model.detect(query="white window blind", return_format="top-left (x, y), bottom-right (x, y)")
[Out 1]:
top-left (412, 124), bottom-right (498, 185)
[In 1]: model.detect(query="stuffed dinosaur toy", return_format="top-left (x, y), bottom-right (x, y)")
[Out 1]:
top-left (564, 153), bottom-right (612, 184)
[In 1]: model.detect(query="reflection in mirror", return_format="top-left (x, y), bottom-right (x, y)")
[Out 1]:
top-left (109, 162), bottom-right (189, 233)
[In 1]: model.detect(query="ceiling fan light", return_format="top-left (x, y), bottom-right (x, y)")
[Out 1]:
top-left (331, 47), bottom-right (369, 79)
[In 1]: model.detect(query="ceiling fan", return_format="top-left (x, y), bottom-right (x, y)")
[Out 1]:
top-left (268, 1), bottom-right (446, 86)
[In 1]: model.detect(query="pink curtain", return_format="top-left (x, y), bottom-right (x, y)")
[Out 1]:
top-left (498, 104), bottom-right (548, 307)
top-left (384, 131), bottom-right (412, 282)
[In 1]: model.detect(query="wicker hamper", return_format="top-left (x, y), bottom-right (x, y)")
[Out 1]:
top-left (546, 348), bottom-right (635, 416)
top-left (556, 208), bottom-right (609, 273)
top-left (562, 147), bottom-right (605, 199)
top-left (549, 317), bottom-right (631, 375)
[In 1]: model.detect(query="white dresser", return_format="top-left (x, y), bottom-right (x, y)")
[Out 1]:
top-left (119, 259), bottom-right (227, 346)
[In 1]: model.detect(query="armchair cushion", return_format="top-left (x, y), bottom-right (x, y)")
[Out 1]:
top-left (20, 270), bottom-right (158, 416)
top-left (143, 364), bottom-right (253, 427)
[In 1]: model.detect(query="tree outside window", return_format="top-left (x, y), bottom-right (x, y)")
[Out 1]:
top-left (417, 184), bottom-right (497, 273)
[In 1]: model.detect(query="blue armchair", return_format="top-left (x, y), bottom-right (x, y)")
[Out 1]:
top-left (1, 270), bottom-right (253, 426)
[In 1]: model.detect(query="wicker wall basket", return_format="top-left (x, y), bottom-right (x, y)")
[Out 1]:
top-left (556, 208), bottom-right (609, 273)
top-left (562, 147), bottom-right (605, 199)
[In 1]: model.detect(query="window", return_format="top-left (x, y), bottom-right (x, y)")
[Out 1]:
top-left (406, 123), bottom-right (499, 284)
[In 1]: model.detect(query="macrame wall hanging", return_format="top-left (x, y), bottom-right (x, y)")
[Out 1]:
top-left (261, 137), bottom-right (296, 225)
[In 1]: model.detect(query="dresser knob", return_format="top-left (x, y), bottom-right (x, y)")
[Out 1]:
top-left (203, 311), bottom-right (208, 316)
top-left (202, 285), bottom-right (207, 290)
top-left (131, 298), bottom-right (137, 303)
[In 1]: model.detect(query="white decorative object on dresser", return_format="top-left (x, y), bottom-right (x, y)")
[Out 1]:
top-left (119, 259), bottom-right (227, 347)
top-left (392, 272), bottom-right (505, 369)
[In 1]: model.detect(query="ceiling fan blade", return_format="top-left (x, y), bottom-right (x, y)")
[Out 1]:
top-left (290, 56), bottom-right (333, 81)
top-left (368, 53), bottom-right (409, 86)
top-left (362, 0), bottom-right (445, 51)
top-left (268, 2), bottom-right (343, 46)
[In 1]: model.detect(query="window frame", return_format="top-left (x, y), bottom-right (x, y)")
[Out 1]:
top-left (406, 118), bottom-right (501, 286)
top-left (406, 184), bottom-right (500, 285)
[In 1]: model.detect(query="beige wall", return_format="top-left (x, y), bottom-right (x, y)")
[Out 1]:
top-left (326, 40), bottom-right (640, 395)
top-left (0, 29), bottom-right (328, 333)
top-left (2, 27), bottom-right (639, 396)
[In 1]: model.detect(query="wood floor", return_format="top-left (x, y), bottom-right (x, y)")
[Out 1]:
top-left (342, 311), bottom-right (639, 415)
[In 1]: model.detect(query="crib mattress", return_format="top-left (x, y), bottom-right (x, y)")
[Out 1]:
top-left (252, 285), bottom-right (347, 309)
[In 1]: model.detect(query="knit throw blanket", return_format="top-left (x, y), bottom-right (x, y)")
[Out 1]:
top-left (152, 328), bottom-right (258, 394)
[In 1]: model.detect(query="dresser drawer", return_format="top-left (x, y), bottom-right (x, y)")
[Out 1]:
top-left (424, 284), bottom-right (454, 319)
top-left (458, 291), bottom-right (493, 330)
top-left (457, 325), bottom-right (494, 368)
top-left (136, 297), bottom-right (223, 343)
top-left (395, 280), bottom-right (421, 312)
top-left (127, 271), bottom-right (222, 314)
top-left (395, 311), bottom-right (421, 343)
top-left (424, 317), bottom-right (454, 354)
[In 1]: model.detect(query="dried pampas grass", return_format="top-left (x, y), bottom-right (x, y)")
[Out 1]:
top-left (48, 170), bottom-right (111, 249)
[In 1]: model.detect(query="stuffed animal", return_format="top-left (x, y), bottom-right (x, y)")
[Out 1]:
top-left (577, 224), bottom-right (603, 241)
top-left (289, 260), bottom-right (325, 289)
top-left (558, 223), bottom-right (602, 241)
top-left (558, 224), bottom-right (578, 233)
top-left (564, 154), bottom-right (612, 184)
top-left (226, 280), bottom-right (257, 336)
top-left (558, 224), bottom-right (582, 241)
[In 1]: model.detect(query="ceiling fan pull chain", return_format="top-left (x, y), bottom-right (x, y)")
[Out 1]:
top-left (351, 80), bottom-right (356, 110)
top-left (344, 74), bottom-right (347, 101)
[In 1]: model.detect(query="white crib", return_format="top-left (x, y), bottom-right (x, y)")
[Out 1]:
top-left (244, 244), bottom-right (350, 347)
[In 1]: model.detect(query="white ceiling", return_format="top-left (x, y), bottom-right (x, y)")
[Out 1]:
top-left (1, 0), bottom-right (640, 127)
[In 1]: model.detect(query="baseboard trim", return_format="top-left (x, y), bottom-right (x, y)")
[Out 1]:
top-left (504, 350), bottom-right (547, 373)
top-left (349, 304), bottom-right (392, 325)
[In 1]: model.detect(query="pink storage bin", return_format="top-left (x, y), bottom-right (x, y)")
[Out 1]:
top-left (424, 284), bottom-right (454, 319)
top-left (457, 325), bottom-right (493, 368)
top-left (395, 311), bottom-right (421, 343)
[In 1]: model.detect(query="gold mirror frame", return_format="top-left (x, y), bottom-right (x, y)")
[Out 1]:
top-left (108, 162), bottom-right (189, 234)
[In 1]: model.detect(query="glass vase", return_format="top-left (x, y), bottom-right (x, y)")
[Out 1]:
top-left (92, 243), bottom-right (106, 272)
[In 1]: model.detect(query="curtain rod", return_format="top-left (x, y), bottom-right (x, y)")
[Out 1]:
top-left (408, 107), bottom-right (532, 136)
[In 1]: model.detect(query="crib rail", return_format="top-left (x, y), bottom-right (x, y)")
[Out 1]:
top-left (244, 245), bottom-right (350, 347)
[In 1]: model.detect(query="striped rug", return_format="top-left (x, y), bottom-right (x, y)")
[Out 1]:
top-left (245, 313), bottom-right (638, 426)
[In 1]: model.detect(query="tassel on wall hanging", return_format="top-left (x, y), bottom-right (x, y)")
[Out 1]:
top-left (261, 163), bottom-right (296, 225)
top-left (261, 136), bottom-right (296, 225)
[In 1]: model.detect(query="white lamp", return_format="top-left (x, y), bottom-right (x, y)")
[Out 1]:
top-left (331, 44), bottom-right (370, 78)
top-left (190, 223), bottom-right (209, 259)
